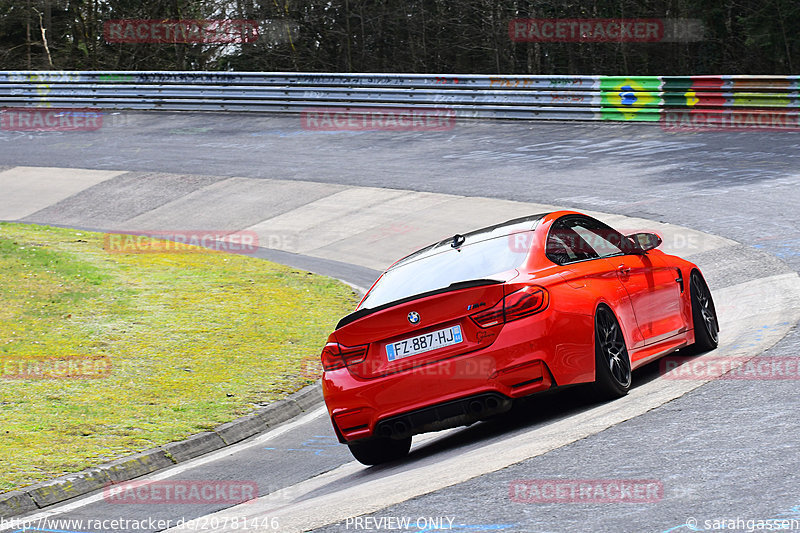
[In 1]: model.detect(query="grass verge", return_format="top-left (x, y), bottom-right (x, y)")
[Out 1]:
top-left (0, 223), bottom-right (358, 493)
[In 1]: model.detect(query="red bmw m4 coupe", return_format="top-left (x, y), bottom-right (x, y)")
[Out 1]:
top-left (320, 211), bottom-right (719, 465)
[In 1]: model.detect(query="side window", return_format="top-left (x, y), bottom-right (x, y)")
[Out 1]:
top-left (571, 217), bottom-right (632, 258)
top-left (546, 220), bottom-right (599, 265)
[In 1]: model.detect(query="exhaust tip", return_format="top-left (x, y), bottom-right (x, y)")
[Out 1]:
top-left (393, 420), bottom-right (408, 435)
top-left (468, 400), bottom-right (485, 414)
top-left (485, 396), bottom-right (500, 410)
top-left (379, 424), bottom-right (393, 438)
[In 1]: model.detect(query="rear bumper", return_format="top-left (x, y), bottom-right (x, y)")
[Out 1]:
top-left (322, 314), bottom-right (586, 442)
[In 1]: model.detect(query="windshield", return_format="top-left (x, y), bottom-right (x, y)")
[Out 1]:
top-left (358, 233), bottom-right (532, 310)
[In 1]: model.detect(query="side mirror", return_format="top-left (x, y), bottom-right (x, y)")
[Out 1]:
top-left (627, 232), bottom-right (662, 253)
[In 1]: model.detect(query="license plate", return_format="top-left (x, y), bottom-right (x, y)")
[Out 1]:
top-left (386, 325), bottom-right (463, 362)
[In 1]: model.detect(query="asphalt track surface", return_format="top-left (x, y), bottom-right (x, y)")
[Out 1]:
top-left (1, 114), bottom-right (799, 533)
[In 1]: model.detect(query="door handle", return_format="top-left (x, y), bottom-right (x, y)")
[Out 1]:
top-left (675, 271), bottom-right (684, 292)
top-left (617, 265), bottom-right (631, 275)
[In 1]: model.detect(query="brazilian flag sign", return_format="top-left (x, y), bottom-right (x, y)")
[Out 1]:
top-left (600, 76), bottom-right (662, 121)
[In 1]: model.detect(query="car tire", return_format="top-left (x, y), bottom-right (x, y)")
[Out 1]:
top-left (347, 436), bottom-right (412, 466)
top-left (689, 271), bottom-right (719, 352)
top-left (592, 305), bottom-right (632, 400)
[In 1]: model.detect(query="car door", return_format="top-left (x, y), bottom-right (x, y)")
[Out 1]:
top-left (568, 216), bottom-right (684, 348)
top-left (546, 217), bottom-right (646, 350)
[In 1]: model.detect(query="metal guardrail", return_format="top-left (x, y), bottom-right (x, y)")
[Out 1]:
top-left (1, 71), bottom-right (799, 123)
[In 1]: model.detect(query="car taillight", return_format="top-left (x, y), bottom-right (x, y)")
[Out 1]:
top-left (505, 286), bottom-right (548, 321)
top-left (321, 342), bottom-right (368, 371)
top-left (470, 286), bottom-right (548, 328)
top-left (470, 301), bottom-right (505, 328)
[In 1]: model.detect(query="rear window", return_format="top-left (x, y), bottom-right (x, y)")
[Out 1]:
top-left (358, 234), bottom-right (530, 310)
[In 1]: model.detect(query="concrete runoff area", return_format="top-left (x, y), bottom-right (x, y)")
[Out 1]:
top-left (0, 167), bottom-right (125, 221)
top-left (124, 177), bottom-right (347, 232)
top-left (3, 170), bottom-right (741, 275)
